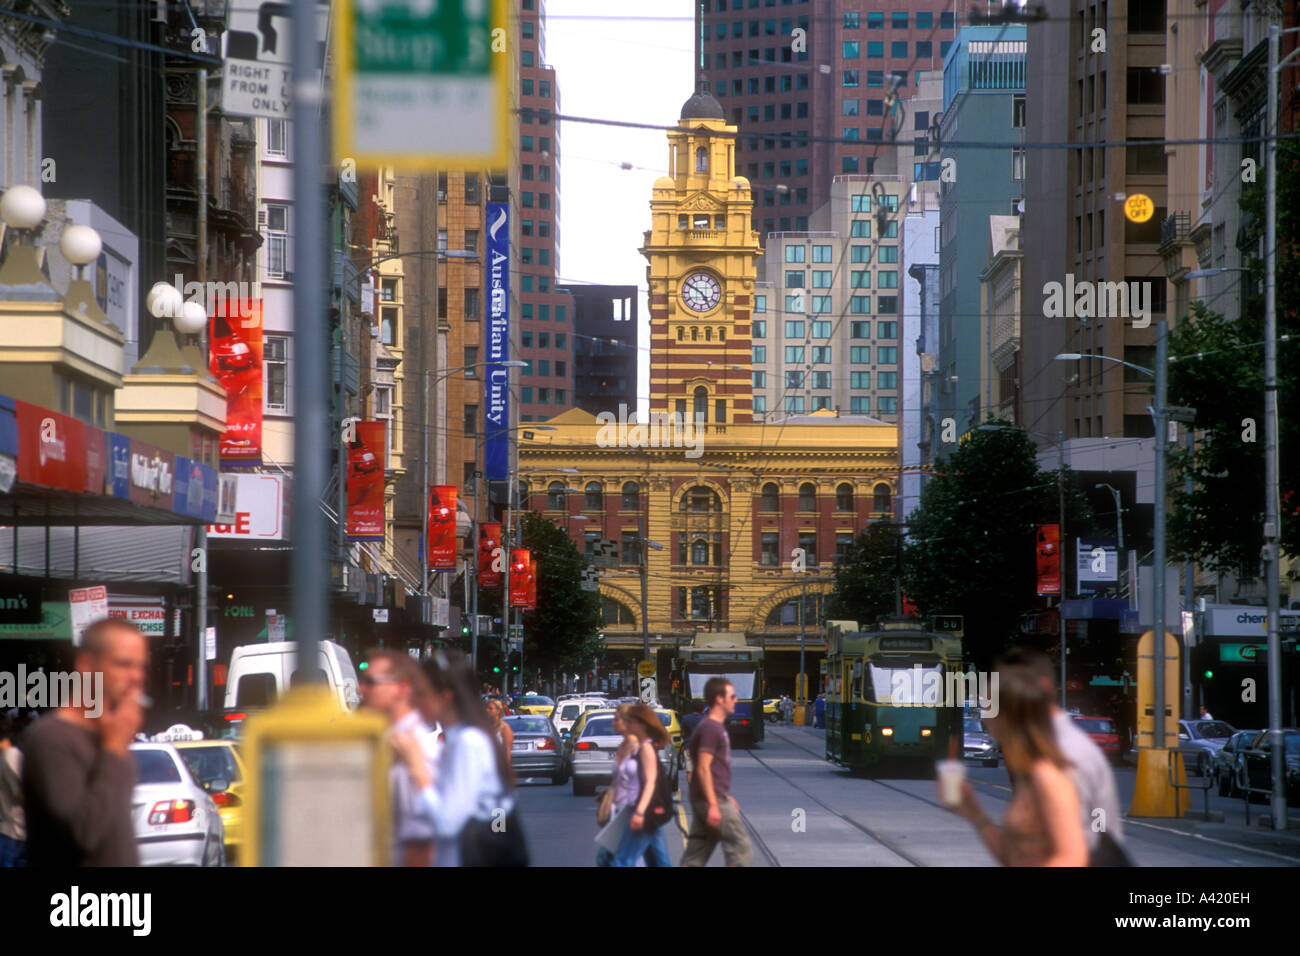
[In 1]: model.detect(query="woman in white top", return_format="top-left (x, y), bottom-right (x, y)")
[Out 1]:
top-left (394, 650), bottom-right (523, 867)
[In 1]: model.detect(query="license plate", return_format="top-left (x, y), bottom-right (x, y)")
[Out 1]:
top-left (582, 751), bottom-right (610, 760)
top-left (512, 742), bottom-right (529, 751)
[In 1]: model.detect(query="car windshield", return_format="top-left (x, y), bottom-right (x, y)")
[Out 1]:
top-left (657, 713), bottom-right (672, 727)
top-left (583, 717), bottom-right (618, 737)
top-left (1191, 720), bottom-right (1235, 739)
top-left (507, 717), bottom-right (552, 735)
top-left (963, 718), bottom-right (984, 734)
top-left (558, 704), bottom-right (580, 720)
top-left (178, 745), bottom-right (242, 786)
top-left (517, 696), bottom-right (553, 707)
top-left (132, 749), bottom-right (182, 784)
top-left (1073, 718), bottom-right (1114, 734)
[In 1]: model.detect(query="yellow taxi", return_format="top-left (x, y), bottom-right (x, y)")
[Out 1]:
top-left (172, 737), bottom-right (247, 865)
top-left (567, 705), bottom-right (684, 769)
top-left (512, 694), bottom-right (556, 718)
top-left (763, 698), bottom-right (781, 721)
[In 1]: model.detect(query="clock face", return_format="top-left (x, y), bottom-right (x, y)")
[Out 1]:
top-left (681, 272), bottom-right (722, 313)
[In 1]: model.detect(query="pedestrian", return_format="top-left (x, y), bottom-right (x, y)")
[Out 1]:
top-left (608, 702), bottom-right (672, 867)
top-left (781, 695), bottom-right (793, 726)
top-left (21, 618), bottom-right (146, 866)
top-left (0, 713), bottom-right (26, 867)
top-left (1198, 705), bottom-right (1213, 720)
top-left (814, 693), bottom-right (826, 729)
top-left (996, 647), bottom-right (1129, 864)
top-left (360, 649), bottom-right (440, 867)
top-left (943, 664), bottom-right (1088, 867)
top-left (680, 677), bottom-right (752, 867)
top-left (680, 700), bottom-right (707, 788)
top-left (486, 698), bottom-right (514, 767)
top-left (395, 650), bottom-right (528, 867)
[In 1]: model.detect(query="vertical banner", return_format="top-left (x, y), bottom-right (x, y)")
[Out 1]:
top-left (428, 484), bottom-right (459, 571)
top-left (1036, 524), bottom-right (1061, 596)
top-left (524, 556), bottom-right (537, 610)
top-left (210, 299), bottom-right (263, 465)
top-left (484, 201), bottom-right (511, 482)
top-left (69, 586), bottom-right (109, 647)
top-left (508, 548), bottom-right (530, 607)
top-left (346, 420), bottom-right (386, 540)
top-left (478, 521), bottom-right (502, 589)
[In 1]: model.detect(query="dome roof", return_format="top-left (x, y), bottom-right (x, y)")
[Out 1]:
top-left (680, 78), bottom-right (725, 121)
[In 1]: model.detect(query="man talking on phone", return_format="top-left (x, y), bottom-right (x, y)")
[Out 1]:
top-left (22, 618), bottom-right (147, 866)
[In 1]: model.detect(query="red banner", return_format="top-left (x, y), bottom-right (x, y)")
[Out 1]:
top-left (210, 300), bottom-right (263, 465)
top-left (524, 556), bottom-right (537, 610)
top-left (346, 420), bottom-right (386, 540)
top-left (15, 401), bottom-right (87, 492)
top-left (1036, 524), bottom-right (1061, 596)
top-left (509, 548), bottom-right (530, 607)
top-left (478, 522), bottom-right (502, 588)
top-left (428, 484), bottom-right (458, 571)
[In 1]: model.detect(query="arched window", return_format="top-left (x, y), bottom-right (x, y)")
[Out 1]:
top-left (602, 596), bottom-right (636, 625)
top-left (798, 482), bottom-right (817, 512)
top-left (873, 482), bottom-right (892, 513)
top-left (705, 327), bottom-right (713, 341)
top-left (585, 482), bottom-right (603, 510)
top-left (676, 326), bottom-right (683, 341)
top-left (621, 482), bottom-right (640, 511)
top-left (547, 481), bottom-right (565, 511)
top-left (718, 328), bottom-right (726, 342)
top-left (694, 386), bottom-right (709, 422)
top-left (836, 483), bottom-right (854, 511)
top-left (695, 146), bottom-right (708, 172)
top-left (760, 482), bottom-right (780, 512)
top-left (680, 486), bottom-right (720, 513)
top-left (691, 326), bottom-right (698, 341)
top-left (691, 538), bottom-right (709, 565)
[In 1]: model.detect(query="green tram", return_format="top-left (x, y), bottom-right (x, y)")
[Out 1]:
top-left (658, 632), bottom-right (765, 747)
top-left (824, 616), bottom-right (964, 772)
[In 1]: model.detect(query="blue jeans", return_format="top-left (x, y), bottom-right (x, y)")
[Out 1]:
top-left (0, 834), bottom-right (26, 868)
top-left (610, 823), bottom-right (671, 867)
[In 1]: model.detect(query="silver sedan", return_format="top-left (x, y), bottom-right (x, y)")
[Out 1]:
top-left (504, 715), bottom-right (569, 785)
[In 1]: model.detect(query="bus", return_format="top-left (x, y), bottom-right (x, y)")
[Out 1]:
top-left (824, 617), bottom-right (964, 772)
top-left (658, 632), bottom-right (765, 747)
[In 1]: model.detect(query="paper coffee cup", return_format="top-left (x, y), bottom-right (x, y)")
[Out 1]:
top-left (936, 758), bottom-right (964, 807)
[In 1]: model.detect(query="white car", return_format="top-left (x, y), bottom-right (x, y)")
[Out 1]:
top-left (129, 743), bottom-right (225, 866)
top-left (552, 697), bottom-right (610, 739)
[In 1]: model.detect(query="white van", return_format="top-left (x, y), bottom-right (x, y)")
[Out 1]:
top-left (223, 640), bottom-right (360, 714)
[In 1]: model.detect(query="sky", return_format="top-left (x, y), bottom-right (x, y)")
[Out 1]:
top-left (545, 1), bottom-right (697, 409)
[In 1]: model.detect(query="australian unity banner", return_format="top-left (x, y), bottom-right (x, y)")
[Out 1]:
top-left (484, 201), bottom-right (510, 482)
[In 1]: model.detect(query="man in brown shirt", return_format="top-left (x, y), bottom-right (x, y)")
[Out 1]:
top-left (680, 677), bottom-right (752, 867)
top-left (22, 618), bottom-right (146, 866)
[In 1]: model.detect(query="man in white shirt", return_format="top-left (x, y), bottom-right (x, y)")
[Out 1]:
top-left (996, 648), bottom-right (1127, 859)
top-left (361, 650), bottom-right (441, 866)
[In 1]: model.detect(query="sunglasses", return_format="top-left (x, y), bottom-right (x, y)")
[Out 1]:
top-left (359, 673), bottom-right (399, 687)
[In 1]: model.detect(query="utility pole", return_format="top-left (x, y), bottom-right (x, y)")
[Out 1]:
top-left (1057, 430), bottom-right (1066, 710)
top-left (639, 511), bottom-right (650, 662)
top-left (195, 65), bottom-right (209, 711)
top-left (1153, 321), bottom-right (1169, 754)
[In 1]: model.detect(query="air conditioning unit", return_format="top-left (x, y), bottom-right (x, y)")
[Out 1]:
top-left (257, 209), bottom-right (266, 228)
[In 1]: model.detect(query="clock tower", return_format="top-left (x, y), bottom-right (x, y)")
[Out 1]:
top-left (641, 80), bottom-right (762, 426)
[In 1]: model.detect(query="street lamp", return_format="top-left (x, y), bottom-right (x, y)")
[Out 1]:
top-left (1095, 482), bottom-right (1126, 607)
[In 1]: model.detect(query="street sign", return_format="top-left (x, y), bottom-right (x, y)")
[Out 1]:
top-left (509, 624), bottom-right (523, 641)
top-left (372, 608), bottom-right (389, 623)
top-left (1124, 193), bottom-right (1155, 223)
top-left (592, 539), bottom-right (619, 569)
top-left (580, 567), bottom-right (599, 592)
top-left (639, 676), bottom-right (657, 703)
top-left (221, 0), bottom-right (331, 119)
top-left (334, 0), bottom-right (511, 169)
top-left (637, 659), bottom-right (656, 678)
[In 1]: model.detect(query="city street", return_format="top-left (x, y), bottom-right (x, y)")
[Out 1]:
top-left (517, 725), bottom-right (1300, 867)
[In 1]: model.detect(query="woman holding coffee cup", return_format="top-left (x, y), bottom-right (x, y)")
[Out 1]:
top-left (940, 665), bottom-right (1087, 866)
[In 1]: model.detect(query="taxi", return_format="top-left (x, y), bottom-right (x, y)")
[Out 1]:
top-left (162, 726), bottom-right (248, 865)
top-left (512, 694), bottom-right (556, 718)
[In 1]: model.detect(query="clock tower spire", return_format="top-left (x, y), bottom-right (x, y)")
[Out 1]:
top-left (641, 81), bottom-right (762, 427)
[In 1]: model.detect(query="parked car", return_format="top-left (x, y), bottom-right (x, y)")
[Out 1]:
top-left (1177, 719), bottom-right (1236, 777)
top-left (1239, 729), bottom-right (1300, 801)
top-left (552, 697), bottom-right (610, 739)
top-left (1071, 715), bottom-right (1122, 763)
top-left (962, 716), bottom-right (999, 767)
top-left (1211, 729), bottom-right (1260, 797)
top-left (503, 715), bottom-right (568, 785)
top-left (568, 708), bottom-right (677, 796)
top-left (128, 743), bottom-right (225, 866)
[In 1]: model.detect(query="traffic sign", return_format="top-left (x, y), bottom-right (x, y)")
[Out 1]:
top-left (334, 0), bottom-right (511, 169)
top-left (1124, 193), bottom-right (1155, 223)
top-left (637, 659), bottom-right (656, 678)
top-left (222, 0), bottom-right (330, 119)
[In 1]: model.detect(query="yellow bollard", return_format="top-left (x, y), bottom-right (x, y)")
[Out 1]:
top-left (1130, 748), bottom-right (1186, 817)
top-left (793, 703), bottom-right (807, 726)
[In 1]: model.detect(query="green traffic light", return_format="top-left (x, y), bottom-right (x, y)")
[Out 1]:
top-left (1204, 670), bottom-right (1214, 680)
top-left (492, 665), bottom-right (501, 673)
top-left (358, 661), bottom-right (368, 670)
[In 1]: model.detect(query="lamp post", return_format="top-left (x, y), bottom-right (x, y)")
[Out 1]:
top-left (1095, 482), bottom-right (1126, 606)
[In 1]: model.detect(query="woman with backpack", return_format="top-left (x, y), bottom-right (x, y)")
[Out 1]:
top-left (608, 701), bottom-right (672, 867)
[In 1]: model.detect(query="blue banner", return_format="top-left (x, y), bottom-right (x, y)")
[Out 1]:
top-left (172, 457), bottom-right (220, 522)
top-left (484, 201), bottom-right (511, 482)
top-left (108, 433), bottom-right (131, 499)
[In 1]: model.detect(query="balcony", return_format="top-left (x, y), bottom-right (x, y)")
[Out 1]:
top-left (1159, 211), bottom-right (1191, 250)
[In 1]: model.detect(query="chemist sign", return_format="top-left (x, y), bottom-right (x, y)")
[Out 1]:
top-left (333, 0), bottom-right (510, 168)
top-left (222, 0), bottom-right (331, 119)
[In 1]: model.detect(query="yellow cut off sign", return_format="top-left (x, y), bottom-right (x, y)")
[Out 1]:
top-left (1124, 193), bottom-right (1155, 223)
top-left (637, 659), bottom-right (657, 678)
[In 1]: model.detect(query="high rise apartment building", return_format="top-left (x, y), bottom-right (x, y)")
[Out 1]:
top-left (700, 0), bottom-right (957, 238)
top-left (558, 284), bottom-right (639, 417)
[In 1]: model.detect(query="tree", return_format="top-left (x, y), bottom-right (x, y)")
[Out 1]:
top-left (901, 424), bottom-right (1091, 670)
top-left (1168, 142), bottom-right (1300, 579)
top-left (518, 511), bottom-right (603, 676)
top-left (826, 522), bottom-right (902, 626)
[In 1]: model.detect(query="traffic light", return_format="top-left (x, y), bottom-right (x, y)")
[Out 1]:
top-left (508, 651), bottom-right (520, 673)
top-left (1192, 644), bottom-right (1215, 682)
top-left (460, 620), bottom-right (471, 637)
top-left (358, 660), bottom-right (368, 671)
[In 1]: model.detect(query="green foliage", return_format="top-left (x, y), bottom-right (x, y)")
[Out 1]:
top-left (519, 511), bottom-right (603, 674)
top-left (901, 424), bottom-right (1091, 669)
top-left (827, 522), bottom-right (902, 626)
top-left (1168, 142), bottom-right (1300, 578)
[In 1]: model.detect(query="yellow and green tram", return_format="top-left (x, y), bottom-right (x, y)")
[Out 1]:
top-left (824, 617), bottom-right (965, 772)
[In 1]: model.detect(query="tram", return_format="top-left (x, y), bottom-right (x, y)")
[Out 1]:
top-left (824, 616), bottom-right (964, 772)
top-left (658, 632), bottom-right (765, 747)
